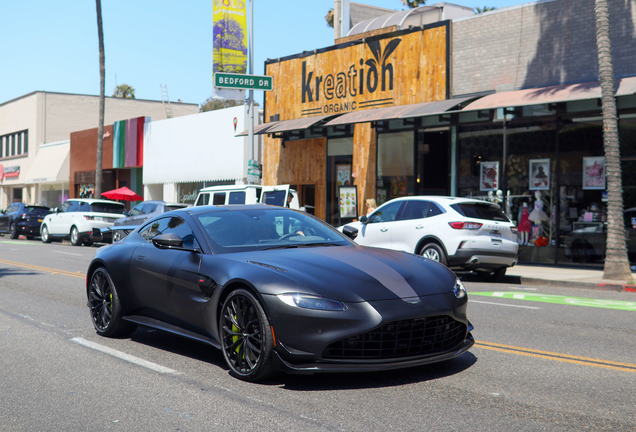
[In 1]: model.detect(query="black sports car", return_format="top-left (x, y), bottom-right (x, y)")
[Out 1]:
top-left (87, 205), bottom-right (474, 381)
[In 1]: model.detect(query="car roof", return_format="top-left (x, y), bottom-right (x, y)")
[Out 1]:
top-left (183, 203), bottom-right (288, 215)
top-left (383, 196), bottom-right (500, 206)
top-left (67, 198), bottom-right (124, 205)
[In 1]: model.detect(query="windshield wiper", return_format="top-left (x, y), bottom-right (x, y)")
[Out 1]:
top-left (264, 242), bottom-right (341, 250)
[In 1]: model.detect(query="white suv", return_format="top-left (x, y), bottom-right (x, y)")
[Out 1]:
top-left (41, 198), bottom-right (126, 246)
top-left (341, 196), bottom-right (518, 280)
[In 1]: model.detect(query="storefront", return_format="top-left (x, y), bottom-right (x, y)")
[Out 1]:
top-left (23, 140), bottom-right (70, 208)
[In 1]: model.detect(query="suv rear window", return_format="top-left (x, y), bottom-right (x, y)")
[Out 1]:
top-left (25, 206), bottom-right (50, 215)
top-left (450, 203), bottom-right (509, 222)
top-left (89, 203), bottom-right (126, 214)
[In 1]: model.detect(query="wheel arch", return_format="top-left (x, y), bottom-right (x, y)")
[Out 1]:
top-left (415, 235), bottom-right (449, 257)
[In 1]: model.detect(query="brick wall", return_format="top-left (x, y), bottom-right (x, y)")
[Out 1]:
top-left (452, 0), bottom-right (636, 96)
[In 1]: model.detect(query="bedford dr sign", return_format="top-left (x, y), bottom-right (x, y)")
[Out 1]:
top-left (214, 72), bottom-right (273, 91)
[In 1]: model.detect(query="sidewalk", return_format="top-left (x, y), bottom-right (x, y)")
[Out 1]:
top-left (504, 264), bottom-right (636, 292)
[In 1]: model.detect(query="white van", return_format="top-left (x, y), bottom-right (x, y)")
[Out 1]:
top-left (194, 184), bottom-right (300, 209)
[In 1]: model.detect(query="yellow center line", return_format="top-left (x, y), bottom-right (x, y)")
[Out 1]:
top-left (0, 258), bottom-right (86, 279)
top-left (475, 341), bottom-right (636, 373)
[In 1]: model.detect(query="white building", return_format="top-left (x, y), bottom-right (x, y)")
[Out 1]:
top-left (143, 105), bottom-right (263, 204)
top-left (0, 91), bottom-right (198, 209)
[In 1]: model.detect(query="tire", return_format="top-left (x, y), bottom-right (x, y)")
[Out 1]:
top-left (41, 225), bottom-right (51, 243)
top-left (220, 288), bottom-right (275, 382)
top-left (70, 226), bottom-right (82, 246)
top-left (420, 243), bottom-right (447, 266)
top-left (88, 267), bottom-right (137, 338)
top-left (9, 222), bottom-right (18, 239)
top-left (477, 267), bottom-right (507, 281)
top-left (83, 240), bottom-right (94, 247)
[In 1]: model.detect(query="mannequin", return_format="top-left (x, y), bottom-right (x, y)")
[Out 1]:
top-left (517, 203), bottom-right (531, 245)
top-left (528, 190), bottom-right (549, 236)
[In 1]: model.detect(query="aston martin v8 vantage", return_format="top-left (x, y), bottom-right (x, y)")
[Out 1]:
top-left (87, 205), bottom-right (474, 381)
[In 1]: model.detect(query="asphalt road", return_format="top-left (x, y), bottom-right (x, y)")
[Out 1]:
top-left (0, 236), bottom-right (635, 431)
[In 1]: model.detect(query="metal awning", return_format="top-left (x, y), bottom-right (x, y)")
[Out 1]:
top-left (323, 96), bottom-right (478, 126)
top-left (236, 114), bottom-right (339, 136)
top-left (462, 76), bottom-right (636, 111)
top-left (24, 140), bottom-right (70, 184)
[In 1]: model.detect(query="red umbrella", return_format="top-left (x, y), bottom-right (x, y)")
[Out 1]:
top-left (101, 186), bottom-right (143, 201)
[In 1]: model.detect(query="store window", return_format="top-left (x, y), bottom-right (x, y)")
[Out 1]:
top-left (0, 130), bottom-right (28, 159)
top-left (376, 131), bottom-right (414, 206)
top-left (326, 137), bottom-right (353, 226)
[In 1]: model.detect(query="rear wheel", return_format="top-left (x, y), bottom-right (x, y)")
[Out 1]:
top-left (220, 288), bottom-right (275, 382)
top-left (9, 222), bottom-right (18, 239)
top-left (420, 243), bottom-right (447, 266)
top-left (70, 226), bottom-right (82, 246)
top-left (88, 267), bottom-right (137, 337)
top-left (41, 225), bottom-right (51, 243)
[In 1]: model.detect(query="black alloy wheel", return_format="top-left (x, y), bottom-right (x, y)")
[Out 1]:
top-left (220, 289), bottom-right (275, 381)
top-left (88, 267), bottom-right (137, 337)
top-left (9, 222), bottom-right (18, 239)
top-left (41, 225), bottom-right (51, 243)
top-left (420, 243), bottom-right (447, 266)
top-left (70, 226), bottom-right (82, 246)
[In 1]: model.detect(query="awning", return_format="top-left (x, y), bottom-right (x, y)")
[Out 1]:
top-left (323, 96), bottom-right (479, 126)
top-left (462, 76), bottom-right (636, 111)
top-left (236, 114), bottom-right (339, 136)
top-left (24, 140), bottom-right (70, 184)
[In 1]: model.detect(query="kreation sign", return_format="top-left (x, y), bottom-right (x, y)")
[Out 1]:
top-left (301, 39), bottom-right (401, 115)
top-left (215, 72), bottom-right (273, 91)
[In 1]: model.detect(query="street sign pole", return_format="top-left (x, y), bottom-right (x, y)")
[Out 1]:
top-left (248, 0), bottom-right (254, 184)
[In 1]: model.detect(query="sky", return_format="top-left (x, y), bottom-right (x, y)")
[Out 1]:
top-left (0, 0), bottom-right (526, 108)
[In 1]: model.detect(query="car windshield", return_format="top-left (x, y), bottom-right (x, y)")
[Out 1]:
top-left (90, 203), bottom-right (126, 214)
top-left (450, 202), bottom-right (510, 222)
top-left (193, 208), bottom-right (352, 253)
top-left (25, 206), bottom-right (50, 214)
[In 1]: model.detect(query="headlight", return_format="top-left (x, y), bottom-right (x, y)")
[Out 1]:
top-left (277, 293), bottom-right (347, 311)
top-left (453, 278), bottom-right (467, 299)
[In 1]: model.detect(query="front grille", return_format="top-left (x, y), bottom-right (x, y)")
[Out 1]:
top-left (322, 316), bottom-right (467, 360)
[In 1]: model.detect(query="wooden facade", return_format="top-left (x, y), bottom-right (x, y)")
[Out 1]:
top-left (263, 22), bottom-right (449, 220)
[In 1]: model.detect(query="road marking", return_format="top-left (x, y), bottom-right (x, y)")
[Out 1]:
top-left (471, 291), bottom-right (636, 311)
top-left (71, 337), bottom-right (179, 375)
top-left (0, 258), bottom-right (85, 279)
top-left (475, 341), bottom-right (636, 373)
top-left (0, 240), bottom-right (31, 245)
top-left (470, 300), bottom-right (540, 309)
top-left (53, 250), bottom-right (84, 256)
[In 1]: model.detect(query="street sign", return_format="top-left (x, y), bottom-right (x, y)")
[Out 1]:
top-left (214, 72), bottom-right (273, 91)
top-left (247, 159), bottom-right (261, 183)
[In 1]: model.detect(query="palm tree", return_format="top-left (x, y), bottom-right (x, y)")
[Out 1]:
top-left (95, 0), bottom-right (105, 198)
top-left (594, 0), bottom-right (632, 281)
top-left (325, 8), bottom-right (334, 28)
top-left (400, 0), bottom-right (426, 8)
top-left (113, 84), bottom-right (135, 98)
top-left (475, 6), bottom-right (497, 14)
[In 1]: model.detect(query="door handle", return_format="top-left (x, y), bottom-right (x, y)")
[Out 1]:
top-left (136, 255), bottom-right (145, 261)
top-left (380, 228), bottom-right (388, 232)
top-left (415, 226), bottom-right (424, 229)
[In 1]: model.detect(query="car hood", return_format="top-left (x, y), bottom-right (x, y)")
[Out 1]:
top-left (221, 245), bottom-right (457, 303)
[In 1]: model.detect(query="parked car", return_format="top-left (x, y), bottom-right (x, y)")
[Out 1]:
top-left (0, 203), bottom-right (50, 240)
top-left (194, 184), bottom-right (300, 209)
top-left (340, 196), bottom-right (518, 280)
top-left (41, 198), bottom-right (126, 246)
top-left (109, 200), bottom-right (190, 242)
top-left (87, 205), bottom-right (473, 381)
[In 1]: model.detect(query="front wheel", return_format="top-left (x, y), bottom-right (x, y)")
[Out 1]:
top-left (220, 289), bottom-right (275, 382)
top-left (88, 267), bottom-right (137, 337)
top-left (41, 225), bottom-right (51, 243)
top-left (420, 243), bottom-right (447, 266)
top-left (9, 222), bottom-right (18, 239)
top-left (70, 226), bottom-right (82, 246)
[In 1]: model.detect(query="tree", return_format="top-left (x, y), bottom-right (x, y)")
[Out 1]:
top-left (400, 0), bottom-right (426, 8)
top-left (113, 84), bottom-right (135, 98)
top-left (95, 0), bottom-right (105, 198)
top-left (200, 97), bottom-right (243, 112)
top-left (325, 8), bottom-right (334, 28)
top-left (475, 6), bottom-right (497, 14)
top-left (594, 0), bottom-right (632, 281)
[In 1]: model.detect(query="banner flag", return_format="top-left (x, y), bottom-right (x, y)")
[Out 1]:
top-left (213, 0), bottom-right (247, 101)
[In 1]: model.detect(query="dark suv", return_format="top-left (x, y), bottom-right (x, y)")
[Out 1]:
top-left (0, 203), bottom-right (51, 239)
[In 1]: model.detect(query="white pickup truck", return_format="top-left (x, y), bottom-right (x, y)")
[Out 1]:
top-left (194, 184), bottom-right (300, 209)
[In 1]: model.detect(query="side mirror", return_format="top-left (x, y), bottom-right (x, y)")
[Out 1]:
top-left (359, 215), bottom-right (368, 224)
top-left (152, 233), bottom-right (184, 249)
top-left (342, 225), bottom-right (358, 240)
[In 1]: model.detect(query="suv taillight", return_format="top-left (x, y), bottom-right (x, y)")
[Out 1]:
top-left (84, 215), bottom-right (95, 221)
top-left (449, 221), bottom-right (482, 230)
top-left (511, 226), bottom-right (518, 234)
